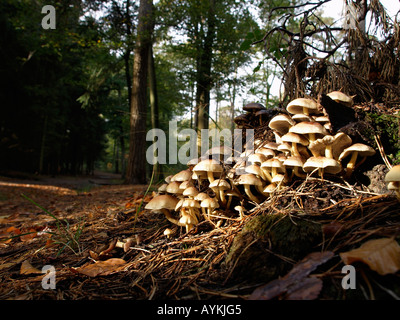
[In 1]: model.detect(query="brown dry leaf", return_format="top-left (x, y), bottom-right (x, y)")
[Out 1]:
top-left (20, 260), bottom-right (42, 275)
top-left (73, 258), bottom-right (127, 277)
top-left (340, 237), bottom-right (400, 275)
top-left (249, 251), bottom-right (334, 300)
top-left (20, 228), bottom-right (37, 241)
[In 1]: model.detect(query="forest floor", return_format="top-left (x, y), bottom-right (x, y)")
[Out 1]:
top-left (0, 171), bottom-right (400, 301)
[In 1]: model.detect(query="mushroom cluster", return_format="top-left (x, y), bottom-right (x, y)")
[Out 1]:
top-left (146, 91), bottom-right (378, 234)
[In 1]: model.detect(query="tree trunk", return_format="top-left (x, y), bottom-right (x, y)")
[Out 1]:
top-left (148, 44), bottom-right (163, 181)
top-left (126, 0), bottom-right (154, 184)
top-left (195, 0), bottom-right (216, 150)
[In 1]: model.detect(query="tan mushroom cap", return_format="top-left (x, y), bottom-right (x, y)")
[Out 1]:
top-left (166, 181), bottom-right (182, 194)
top-left (303, 156), bottom-right (342, 176)
top-left (289, 121), bottom-right (328, 142)
top-left (339, 143), bottom-right (376, 160)
top-left (385, 165), bottom-right (400, 183)
top-left (286, 98), bottom-right (320, 115)
top-left (327, 91), bottom-right (354, 107)
top-left (171, 169), bottom-right (192, 182)
top-left (248, 153), bottom-right (267, 165)
top-left (201, 197), bottom-right (219, 209)
top-left (292, 113), bottom-right (312, 122)
top-left (183, 186), bottom-right (199, 198)
top-left (158, 183), bottom-right (168, 193)
top-left (268, 114), bottom-right (295, 135)
top-left (193, 159), bottom-right (224, 183)
top-left (256, 147), bottom-right (275, 159)
top-left (145, 194), bottom-right (179, 211)
top-left (195, 192), bottom-right (210, 201)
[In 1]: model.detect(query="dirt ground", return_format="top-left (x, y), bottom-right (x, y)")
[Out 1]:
top-left (1, 171), bottom-right (400, 301)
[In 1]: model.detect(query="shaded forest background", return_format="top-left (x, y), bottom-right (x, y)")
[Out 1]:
top-left (1, 0), bottom-right (399, 183)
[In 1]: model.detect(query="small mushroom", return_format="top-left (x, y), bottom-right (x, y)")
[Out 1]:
top-left (326, 91), bottom-right (354, 107)
top-left (303, 156), bottom-right (342, 179)
top-left (200, 197), bottom-right (220, 219)
top-left (171, 169), bottom-right (192, 182)
top-left (286, 98), bottom-right (320, 116)
top-left (281, 132), bottom-right (309, 157)
top-left (145, 194), bottom-right (181, 226)
top-left (268, 114), bottom-right (295, 135)
top-left (234, 205), bottom-right (246, 219)
top-left (209, 179), bottom-right (231, 205)
top-left (283, 156), bottom-right (306, 179)
top-left (338, 143), bottom-right (376, 179)
top-left (384, 165), bottom-right (400, 200)
top-left (193, 159), bottom-right (224, 184)
top-left (236, 173), bottom-right (263, 203)
top-left (182, 186), bottom-right (199, 199)
top-left (289, 121), bottom-right (328, 143)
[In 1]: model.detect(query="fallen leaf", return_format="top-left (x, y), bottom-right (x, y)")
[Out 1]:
top-left (340, 237), bottom-right (400, 275)
top-left (20, 260), bottom-right (42, 275)
top-left (248, 251), bottom-right (334, 300)
top-left (73, 258), bottom-right (126, 277)
top-left (20, 228), bottom-right (37, 241)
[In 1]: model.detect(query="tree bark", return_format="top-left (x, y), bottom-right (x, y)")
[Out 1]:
top-left (148, 44), bottom-right (163, 181)
top-left (194, 0), bottom-right (216, 149)
top-left (126, 0), bottom-right (154, 184)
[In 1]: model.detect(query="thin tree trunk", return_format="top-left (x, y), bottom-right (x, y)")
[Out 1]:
top-left (195, 0), bottom-right (216, 150)
top-left (126, 0), bottom-right (154, 184)
top-left (148, 44), bottom-right (163, 181)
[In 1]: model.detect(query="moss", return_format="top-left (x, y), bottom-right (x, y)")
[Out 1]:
top-left (224, 213), bottom-right (322, 284)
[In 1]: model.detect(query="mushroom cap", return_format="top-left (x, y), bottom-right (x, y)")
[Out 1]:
top-left (182, 198), bottom-right (201, 208)
top-left (271, 173), bottom-right (288, 184)
top-left (281, 132), bottom-right (309, 146)
top-left (263, 183), bottom-right (278, 194)
top-left (286, 98), bottom-right (319, 115)
top-left (183, 186), bottom-right (199, 198)
top-left (179, 212), bottom-right (198, 225)
top-left (292, 114), bottom-right (312, 122)
top-left (187, 157), bottom-right (200, 167)
top-left (171, 169), bottom-right (192, 182)
top-left (243, 102), bottom-right (266, 112)
top-left (209, 179), bottom-right (231, 190)
top-left (327, 91), bottom-right (354, 107)
top-left (277, 142), bottom-right (292, 154)
top-left (255, 147), bottom-right (275, 159)
top-left (166, 181), bottom-right (182, 194)
top-left (179, 180), bottom-right (194, 190)
top-left (261, 158), bottom-right (285, 170)
top-left (245, 164), bottom-right (263, 177)
top-left (385, 165), bottom-right (400, 183)
top-left (283, 156), bottom-right (305, 168)
top-left (193, 159), bottom-right (223, 174)
top-left (194, 192), bottom-right (209, 201)
top-left (158, 183), bottom-right (168, 193)
top-left (234, 113), bottom-right (250, 125)
top-left (264, 142), bottom-right (280, 150)
top-left (268, 114), bottom-right (295, 135)
top-left (145, 194), bottom-right (179, 211)
top-left (338, 143), bottom-right (376, 161)
top-left (248, 153), bottom-right (267, 165)
top-left (303, 156), bottom-right (342, 174)
top-left (289, 121), bottom-right (328, 138)
top-left (237, 173), bottom-right (263, 186)
top-left (175, 198), bottom-right (184, 211)
top-left (164, 175), bottom-right (174, 184)
top-left (387, 181), bottom-right (399, 190)
top-left (201, 197), bottom-right (219, 209)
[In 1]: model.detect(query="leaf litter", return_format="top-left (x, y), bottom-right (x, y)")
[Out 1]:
top-left (0, 174), bottom-right (399, 300)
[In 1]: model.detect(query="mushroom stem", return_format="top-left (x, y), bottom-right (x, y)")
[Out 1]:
top-left (344, 151), bottom-right (359, 178)
top-left (260, 168), bottom-right (273, 182)
top-left (294, 167), bottom-right (306, 179)
top-left (207, 171), bottom-right (215, 184)
top-left (161, 209), bottom-right (182, 226)
top-left (325, 145), bottom-right (333, 159)
top-left (219, 190), bottom-right (226, 205)
top-left (244, 185), bottom-right (260, 203)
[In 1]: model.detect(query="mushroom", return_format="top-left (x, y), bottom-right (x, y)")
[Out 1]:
top-left (163, 228), bottom-right (174, 239)
top-left (309, 133), bottom-right (352, 160)
top-left (281, 132), bottom-right (309, 157)
top-left (157, 183), bottom-right (168, 194)
top-left (195, 192), bottom-right (211, 217)
top-left (338, 143), bottom-right (376, 178)
top-left (260, 158), bottom-right (286, 180)
top-left (145, 194), bottom-right (181, 226)
top-left (209, 178), bottom-right (231, 205)
top-left (182, 186), bottom-right (199, 199)
top-left (303, 156), bottom-right (342, 179)
top-left (166, 181), bottom-right (183, 196)
top-left (171, 169), bottom-right (192, 182)
top-left (283, 156), bottom-right (306, 179)
top-left (200, 197), bottom-right (220, 219)
top-left (179, 209), bottom-right (198, 233)
top-left (225, 190), bottom-right (241, 209)
top-left (205, 146), bottom-right (233, 162)
top-left (245, 164), bottom-right (269, 186)
top-left (243, 102), bottom-right (266, 113)
top-left (236, 173), bottom-right (263, 203)
top-left (384, 165), bottom-right (400, 200)
top-left (326, 91), bottom-right (354, 107)
top-left (256, 147), bottom-right (275, 159)
top-left (286, 98), bottom-right (320, 116)
top-left (193, 159), bottom-right (224, 184)
top-left (268, 114), bottom-right (296, 135)
top-left (234, 205), bottom-right (246, 219)
top-left (289, 121), bottom-right (328, 143)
